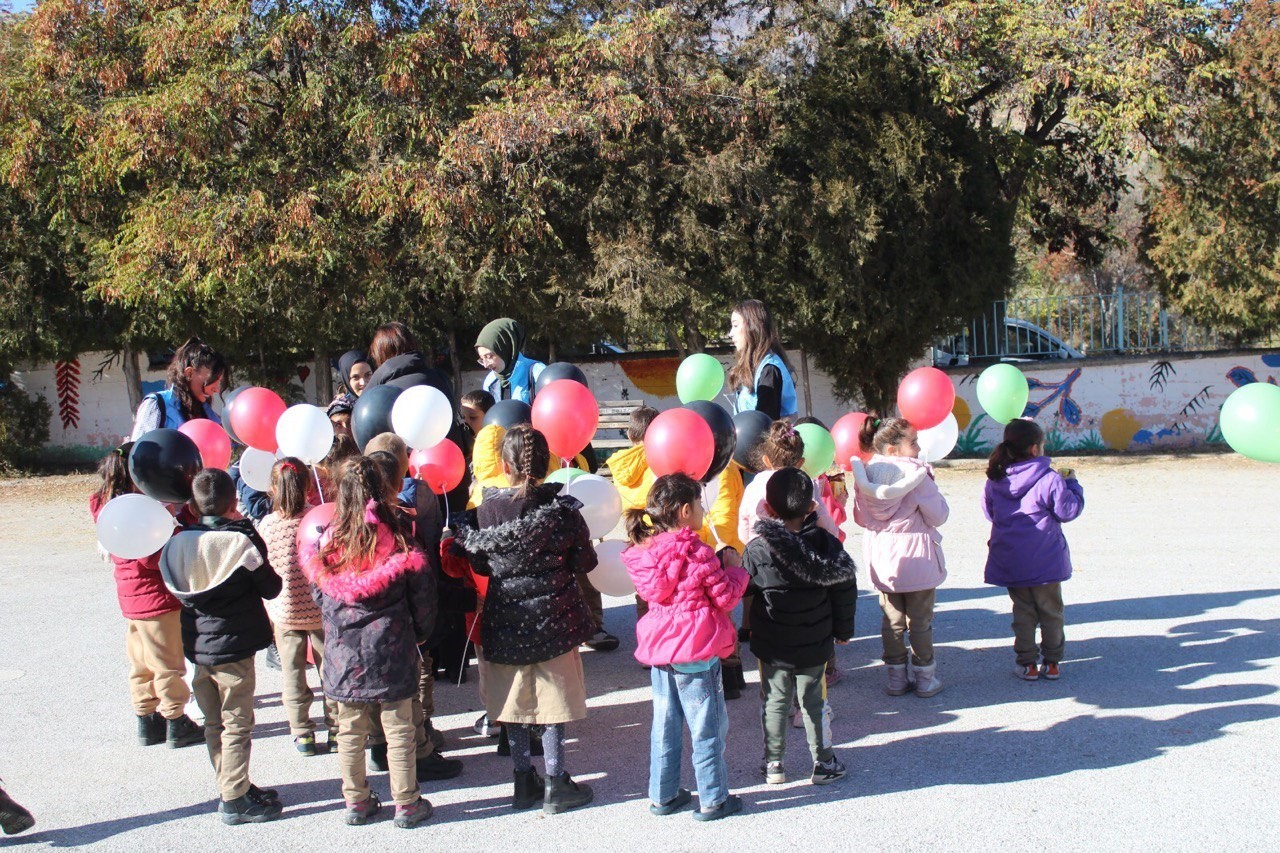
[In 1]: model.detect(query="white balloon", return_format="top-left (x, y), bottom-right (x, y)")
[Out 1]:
top-left (276, 404), bottom-right (334, 465)
top-left (563, 473), bottom-right (623, 540)
top-left (96, 493), bottom-right (175, 559)
top-left (391, 385), bottom-right (454, 450)
top-left (917, 412), bottom-right (959, 464)
top-left (590, 539), bottom-right (636, 597)
top-left (239, 447), bottom-right (278, 492)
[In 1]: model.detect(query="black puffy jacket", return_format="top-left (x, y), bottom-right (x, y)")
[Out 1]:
top-left (367, 351), bottom-right (454, 398)
top-left (159, 516), bottom-right (282, 666)
top-left (453, 484), bottom-right (598, 665)
top-left (744, 515), bottom-right (857, 669)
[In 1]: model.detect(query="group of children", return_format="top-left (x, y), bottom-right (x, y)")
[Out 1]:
top-left (86, 393), bottom-right (1083, 828)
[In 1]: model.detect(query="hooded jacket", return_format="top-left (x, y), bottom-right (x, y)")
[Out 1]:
top-left (608, 444), bottom-right (656, 513)
top-left (744, 516), bottom-right (858, 669)
top-left (850, 456), bottom-right (949, 593)
top-left (622, 527), bottom-right (749, 667)
top-left (89, 492), bottom-right (180, 621)
top-left (302, 518), bottom-right (436, 703)
top-left (983, 455), bottom-right (1084, 587)
top-left (453, 484), bottom-right (598, 665)
top-left (159, 516), bottom-right (282, 666)
top-left (367, 351), bottom-right (454, 399)
top-left (697, 460), bottom-right (746, 554)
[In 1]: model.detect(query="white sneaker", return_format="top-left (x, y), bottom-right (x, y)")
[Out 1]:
top-left (473, 713), bottom-right (496, 737)
top-left (763, 761), bottom-right (786, 785)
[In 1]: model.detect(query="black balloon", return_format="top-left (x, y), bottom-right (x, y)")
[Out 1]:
top-left (732, 410), bottom-right (773, 473)
top-left (484, 399), bottom-right (533, 430)
top-left (129, 428), bottom-right (204, 504)
top-left (685, 401), bottom-right (737, 483)
top-left (220, 386), bottom-right (251, 445)
top-left (352, 384), bottom-right (403, 451)
top-left (533, 362), bottom-right (589, 395)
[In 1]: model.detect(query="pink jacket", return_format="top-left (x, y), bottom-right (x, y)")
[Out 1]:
top-left (739, 468), bottom-right (840, 547)
top-left (850, 456), bottom-right (949, 593)
top-left (622, 527), bottom-right (749, 667)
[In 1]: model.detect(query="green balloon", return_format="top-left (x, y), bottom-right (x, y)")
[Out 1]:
top-left (976, 363), bottom-right (1030, 424)
top-left (676, 353), bottom-right (725, 403)
top-left (795, 423), bottom-right (836, 477)
top-left (1220, 382), bottom-right (1280, 463)
top-left (545, 466), bottom-right (588, 485)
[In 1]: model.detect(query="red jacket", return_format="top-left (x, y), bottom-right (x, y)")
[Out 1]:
top-left (89, 493), bottom-right (181, 620)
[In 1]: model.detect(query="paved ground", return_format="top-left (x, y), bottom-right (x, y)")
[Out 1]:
top-left (1, 453), bottom-right (1278, 851)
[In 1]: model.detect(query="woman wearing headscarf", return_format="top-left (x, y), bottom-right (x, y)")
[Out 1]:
top-left (475, 319), bottom-right (546, 404)
top-left (327, 350), bottom-right (373, 438)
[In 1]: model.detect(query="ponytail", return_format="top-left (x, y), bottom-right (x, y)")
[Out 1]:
top-left (757, 419), bottom-right (804, 470)
top-left (626, 473), bottom-right (702, 545)
top-left (986, 419), bottom-right (1045, 481)
top-left (859, 414), bottom-right (913, 455)
top-left (625, 507), bottom-right (655, 545)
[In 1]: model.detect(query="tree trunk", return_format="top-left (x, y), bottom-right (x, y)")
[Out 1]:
top-left (800, 348), bottom-right (813, 417)
top-left (547, 340), bottom-right (558, 364)
top-left (121, 345), bottom-right (143, 413)
top-left (447, 329), bottom-right (462, 402)
top-left (313, 348), bottom-right (332, 404)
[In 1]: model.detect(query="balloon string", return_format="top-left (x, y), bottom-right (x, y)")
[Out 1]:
top-left (312, 466), bottom-right (325, 504)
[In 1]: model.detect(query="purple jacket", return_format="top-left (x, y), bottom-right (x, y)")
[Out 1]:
top-left (983, 456), bottom-right (1084, 588)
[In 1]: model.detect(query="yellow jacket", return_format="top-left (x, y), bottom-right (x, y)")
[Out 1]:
top-left (607, 444), bottom-right (656, 513)
top-left (467, 424), bottom-right (586, 508)
top-left (698, 460), bottom-right (745, 554)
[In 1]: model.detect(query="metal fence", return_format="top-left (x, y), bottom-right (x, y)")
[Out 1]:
top-left (932, 288), bottom-right (1277, 366)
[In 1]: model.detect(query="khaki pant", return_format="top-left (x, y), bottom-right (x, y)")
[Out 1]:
top-left (577, 574), bottom-right (604, 631)
top-left (369, 653), bottom-right (436, 758)
top-left (337, 698), bottom-right (419, 806)
top-left (274, 628), bottom-right (339, 738)
top-left (125, 611), bottom-right (189, 719)
top-left (759, 662), bottom-right (832, 764)
top-left (1008, 584), bottom-right (1065, 666)
top-left (192, 658), bottom-right (256, 801)
top-left (880, 589), bottom-right (937, 666)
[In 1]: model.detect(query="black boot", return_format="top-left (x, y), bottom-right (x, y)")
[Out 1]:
top-left (0, 785), bottom-right (34, 836)
top-left (167, 714), bottom-right (205, 749)
top-left (370, 743), bottom-right (389, 771)
top-left (722, 663), bottom-right (745, 701)
top-left (137, 712), bottom-right (166, 746)
top-left (543, 771), bottom-right (593, 815)
top-left (512, 767), bottom-right (544, 810)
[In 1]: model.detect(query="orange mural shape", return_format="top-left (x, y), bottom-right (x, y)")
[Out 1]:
top-left (619, 357), bottom-right (681, 398)
top-left (953, 396), bottom-right (972, 431)
top-left (1099, 408), bottom-right (1142, 451)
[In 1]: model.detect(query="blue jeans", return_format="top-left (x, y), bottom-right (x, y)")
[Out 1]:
top-left (649, 661), bottom-right (730, 809)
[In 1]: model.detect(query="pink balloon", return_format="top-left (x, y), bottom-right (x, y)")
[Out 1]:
top-left (897, 367), bottom-right (956, 431)
top-left (229, 387), bottom-right (287, 452)
top-left (832, 412), bottom-right (871, 470)
top-left (645, 408), bottom-right (714, 480)
top-left (410, 440), bottom-right (465, 495)
top-left (531, 379), bottom-right (599, 459)
top-left (178, 418), bottom-right (232, 470)
top-left (296, 502), bottom-right (336, 558)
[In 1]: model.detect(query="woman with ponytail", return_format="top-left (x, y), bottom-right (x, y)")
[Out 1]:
top-left (983, 419), bottom-right (1084, 682)
top-left (131, 338), bottom-right (229, 439)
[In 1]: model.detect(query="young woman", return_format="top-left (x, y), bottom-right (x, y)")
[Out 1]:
top-left (475, 318), bottom-right (546, 404)
top-left (131, 338), bottom-right (228, 439)
top-left (727, 300), bottom-right (797, 420)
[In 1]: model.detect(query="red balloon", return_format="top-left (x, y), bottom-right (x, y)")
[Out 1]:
top-left (832, 412), bottom-right (872, 470)
top-left (296, 502), bottom-right (335, 558)
top-left (531, 379), bottom-right (599, 459)
top-left (897, 367), bottom-right (956, 431)
top-left (410, 439), bottom-right (465, 495)
top-left (178, 418), bottom-right (232, 470)
top-left (228, 387), bottom-right (287, 452)
top-left (645, 408), bottom-right (715, 480)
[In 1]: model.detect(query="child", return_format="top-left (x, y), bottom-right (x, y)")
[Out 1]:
top-left (622, 473), bottom-right (749, 820)
top-left (850, 416), bottom-right (949, 697)
top-left (609, 406), bottom-right (659, 513)
top-left (159, 469), bottom-right (284, 824)
top-left (453, 425), bottom-right (598, 815)
top-left (744, 467), bottom-right (857, 786)
top-left (259, 457), bottom-right (337, 755)
top-left (303, 457), bottom-right (437, 828)
top-left (983, 419), bottom-right (1085, 681)
top-left (739, 420), bottom-right (840, 547)
top-left (88, 443), bottom-right (205, 749)
top-left (459, 389), bottom-right (495, 443)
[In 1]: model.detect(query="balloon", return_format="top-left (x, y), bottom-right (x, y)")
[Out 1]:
top-left (228, 387), bottom-right (287, 452)
top-left (178, 419), bottom-right (232, 471)
top-left (683, 401), bottom-right (736, 483)
top-left (917, 413), bottom-right (959, 464)
top-left (563, 473), bottom-right (623, 539)
top-left (1220, 382), bottom-right (1280, 463)
top-left (129, 429), bottom-right (204, 504)
top-left (96, 493), bottom-right (175, 559)
top-left (276, 404), bottom-right (334, 465)
top-left (676, 353), bottom-right (725, 403)
top-left (832, 412), bottom-right (871, 469)
top-left (392, 385), bottom-right (454, 450)
top-left (795, 423), bottom-right (836, 477)
top-left (296, 502), bottom-right (336, 557)
top-left (897, 367), bottom-right (956, 431)
top-left (545, 466), bottom-right (588, 485)
top-left (352, 384), bottom-right (403, 451)
top-left (534, 362), bottom-right (589, 395)
top-left (645, 408), bottom-right (714, 480)
top-left (238, 447), bottom-right (278, 492)
top-left (531, 379), bottom-right (598, 459)
top-left (732, 410), bottom-right (773, 472)
top-left (976, 363), bottom-right (1030, 424)
top-left (484, 399), bottom-right (533, 429)
top-left (220, 385), bottom-right (252, 445)
top-left (590, 539), bottom-right (636, 597)
top-left (410, 439), bottom-right (466, 495)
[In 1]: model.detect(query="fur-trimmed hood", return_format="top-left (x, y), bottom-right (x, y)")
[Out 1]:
top-left (749, 516), bottom-right (857, 588)
top-left (303, 521), bottom-right (427, 604)
top-left (455, 488), bottom-right (584, 566)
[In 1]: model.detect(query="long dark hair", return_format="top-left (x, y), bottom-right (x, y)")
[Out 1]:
top-left (987, 419), bottom-right (1045, 481)
top-left (94, 442), bottom-right (135, 507)
top-left (500, 424), bottom-right (551, 497)
top-left (270, 457), bottom-right (310, 520)
top-left (168, 337), bottom-right (228, 422)
top-left (727, 299), bottom-right (795, 393)
top-left (858, 414), bottom-right (914, 455)
top-left (626, 473), bottom-right (703, 545)
top-left (316, 457), bottom-right (411, 574)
